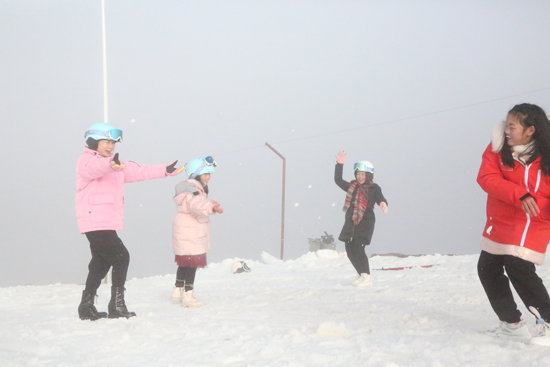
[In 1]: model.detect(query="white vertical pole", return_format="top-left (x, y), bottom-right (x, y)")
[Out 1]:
top-left (101, 0), bottom-right (109, 124)
top-left (101, 0), bottom-right (111, 285)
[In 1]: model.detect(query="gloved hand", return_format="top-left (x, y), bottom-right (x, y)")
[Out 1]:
top-left (379, 202), bottom-right (388, 214)
top-left (111, 153), bottom-right (125, 172)
top-left (213, 203), bottom-right (224, 214)
top-left (166, 160), bottom-right (184, 176)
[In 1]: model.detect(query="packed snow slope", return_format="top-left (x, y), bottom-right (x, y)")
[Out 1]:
top-left (1, 252), bottom-right (550, 367)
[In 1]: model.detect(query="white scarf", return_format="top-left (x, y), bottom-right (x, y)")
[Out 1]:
top-left (512, 141), bottom-right (535, 164)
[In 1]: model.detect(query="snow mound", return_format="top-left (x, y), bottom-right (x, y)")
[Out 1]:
top-left (315, 249), bottom-right (339, 259)
top-left (316, 322), bottom-right (351, 338)
top-left (261, 251), bottom-right (281, 264)
top-left (3, 254), bottom-right (550, 366)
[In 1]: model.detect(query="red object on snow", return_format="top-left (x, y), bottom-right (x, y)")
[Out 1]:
top-left (375, 264), bottom-right (439, 271)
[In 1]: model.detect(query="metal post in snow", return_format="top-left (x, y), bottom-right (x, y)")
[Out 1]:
top-left (265, 143), bottom-right (286, 260)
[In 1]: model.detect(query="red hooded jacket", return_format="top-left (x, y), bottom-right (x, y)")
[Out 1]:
top-left (477, 143), bottom-right (550, 264)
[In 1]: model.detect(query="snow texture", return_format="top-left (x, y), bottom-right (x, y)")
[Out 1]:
top-left (1, 253), bottom-right (550, 366)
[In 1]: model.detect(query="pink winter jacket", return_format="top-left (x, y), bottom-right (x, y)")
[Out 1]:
top-left (172, 179), bottom-right (216, 256)
top-left (75, 148), bottom-right (168, 233)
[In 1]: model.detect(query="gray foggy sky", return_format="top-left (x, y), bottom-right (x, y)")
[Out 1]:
top-left (1, 0), bottom-right (550, 287)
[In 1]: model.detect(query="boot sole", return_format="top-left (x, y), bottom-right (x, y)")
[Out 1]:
top-left (182, 303), bottom-right (202, 308)
top-left (108, 313), bottom-right (137, 319)
top-left (79, 315), bottom-right (107, 321)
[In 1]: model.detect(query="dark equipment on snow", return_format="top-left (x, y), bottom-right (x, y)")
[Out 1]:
top-left (231, 261), bottom-right (251, 274)
top-left (308, 231), bottom-right (336, 252)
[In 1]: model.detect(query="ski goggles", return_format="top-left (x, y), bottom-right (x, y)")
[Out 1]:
top-left (354, 162), bottom-right (374, 173)
top-left (84, 128), bottom-right (123, 142)
top-left (203, 156), bottom-right (217, 167)
top-left (190, 156), bottom-right (217, 179)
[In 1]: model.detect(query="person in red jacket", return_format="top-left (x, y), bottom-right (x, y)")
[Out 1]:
top-left (477, 103), bottom-right (550, 345)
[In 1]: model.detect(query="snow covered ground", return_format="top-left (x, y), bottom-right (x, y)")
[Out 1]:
top-left (1, 252), bottom-right (550, 367)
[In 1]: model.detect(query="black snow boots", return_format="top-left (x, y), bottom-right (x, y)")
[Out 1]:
top-left (108, 286), bottom-right (136, 319)
top-left (78, 291), bottom-right (108, 321)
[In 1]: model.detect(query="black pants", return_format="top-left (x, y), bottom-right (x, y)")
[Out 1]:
top-left (84, 230), bottom-right (130, 295)
top-left (346, 240), bottom-right (370, 274)
top-left (478, 250), bottom-right (550, 323)
top-left (175, 267), bottom-right (197, 292)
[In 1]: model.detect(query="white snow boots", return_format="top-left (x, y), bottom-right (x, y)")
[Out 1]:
top-left (171, 287), bottom-right (202, 307)
top-left (486, 320), bottom-right (531, 339)
top-left (182, 290), bottom-right (202, 308)
top-left (530, 322), bottom-right (550, 346)
top-left (352, 273), bottom-right (373, 288)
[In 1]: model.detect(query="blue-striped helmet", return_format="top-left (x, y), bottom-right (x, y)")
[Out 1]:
top-left (185, 156), bottom-right (217, 179)
top-left (354, 161), bottom-right (374, 173)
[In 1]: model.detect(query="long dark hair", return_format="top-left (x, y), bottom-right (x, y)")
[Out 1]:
top-left (501, 103), bottom-right (550, 175)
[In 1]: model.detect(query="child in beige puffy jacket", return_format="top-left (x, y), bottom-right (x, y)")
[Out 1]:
top-left (170, 156), bottom-right (223, 308)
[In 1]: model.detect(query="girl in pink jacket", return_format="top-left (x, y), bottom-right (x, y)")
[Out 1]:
top-left (76, 122), bottom-right (183, 320)
top-left (170, 156), bottom-right (223, 308)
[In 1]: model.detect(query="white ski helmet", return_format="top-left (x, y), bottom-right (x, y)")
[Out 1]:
top-left (231, 261), bottom-right (251, 274)
top-left (354, 160), bottom-right (374, 174)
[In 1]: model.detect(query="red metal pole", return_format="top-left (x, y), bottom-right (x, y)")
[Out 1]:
top-left (265, 143), bottom-right (285, 260)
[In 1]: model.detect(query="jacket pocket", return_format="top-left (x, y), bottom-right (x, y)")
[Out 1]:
top-left (90, 194), bottom-right (115, 205)
top-left (89, 194), bottom-right (116, 222)
top-left (196, 215), bottom-right (210, 224)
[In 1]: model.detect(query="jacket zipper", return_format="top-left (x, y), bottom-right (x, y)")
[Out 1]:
top-left (519, 164), bottom-right (542, 247)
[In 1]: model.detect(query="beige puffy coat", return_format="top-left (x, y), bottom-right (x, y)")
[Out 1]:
top-left (172, 179), bottom-right (216, 256)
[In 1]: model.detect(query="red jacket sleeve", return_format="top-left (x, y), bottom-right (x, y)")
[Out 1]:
top-left (476, 143), bottom-right (528, 209)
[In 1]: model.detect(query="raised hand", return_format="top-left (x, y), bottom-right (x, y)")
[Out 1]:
top-left (335, 151), bottom-right (347, 164)
top-left (111, 153), bottom-right (125, 172)
top-left (213, 203), bottom-right (224, 214)
top-left (166, 160), bottom-right (184, 176)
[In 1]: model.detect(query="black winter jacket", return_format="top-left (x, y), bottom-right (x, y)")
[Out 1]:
top-left (334, 163), bottom-right (387, 245)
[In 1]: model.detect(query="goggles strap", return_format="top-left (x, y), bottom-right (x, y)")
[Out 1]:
top-left (85, 129), bottom-right (122, 142)
top-left (190, 161), bottom-right (207, 179)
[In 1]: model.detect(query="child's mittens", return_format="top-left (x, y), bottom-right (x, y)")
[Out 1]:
top-left (379, 202), bottom-right (388, 214)
top-left (111, 153), bottom-right (125, 172)
top-left (166, 160), bottom-right (184, 176)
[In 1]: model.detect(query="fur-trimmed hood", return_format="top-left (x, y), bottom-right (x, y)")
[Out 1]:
top-left (491, 121), bottom-right (505, 153)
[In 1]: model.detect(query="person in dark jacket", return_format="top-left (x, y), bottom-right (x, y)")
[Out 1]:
top-left (334, 151), bottom-right (387, 287)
